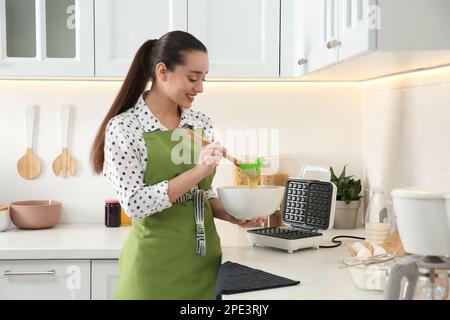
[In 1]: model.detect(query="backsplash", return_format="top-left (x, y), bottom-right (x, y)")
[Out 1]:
top-left (361, 67), bottom-right (450, 216)
top-left (0, 81), bottom-right (362, 224)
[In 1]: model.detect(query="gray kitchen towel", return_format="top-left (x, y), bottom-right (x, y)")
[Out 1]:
top-left (215, 261), bottom-right (300, 300)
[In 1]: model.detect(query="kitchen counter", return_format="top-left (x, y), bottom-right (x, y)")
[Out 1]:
top-left (221, 243), bottom-right (381, 300)
top-left (0, 224), bottom-right (383, 300)
top-left (0, 224), bottom-right (131, 259)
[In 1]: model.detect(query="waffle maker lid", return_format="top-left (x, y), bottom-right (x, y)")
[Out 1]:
top-left (281, 165), bottom-right (337, 231)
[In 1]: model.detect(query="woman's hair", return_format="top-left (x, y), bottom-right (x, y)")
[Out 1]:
top-left (90, 31), bottom-right (207, 174)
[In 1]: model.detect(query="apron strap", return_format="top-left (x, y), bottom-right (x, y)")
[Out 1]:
top-left (175, 187), bottom-right (206, 256)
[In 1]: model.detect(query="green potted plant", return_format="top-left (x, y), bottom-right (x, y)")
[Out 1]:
top-left (330, 166), bottom-right (362, 229)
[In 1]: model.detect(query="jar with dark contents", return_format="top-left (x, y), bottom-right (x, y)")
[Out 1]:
top-left (105, 200), bottom-right (121, 227)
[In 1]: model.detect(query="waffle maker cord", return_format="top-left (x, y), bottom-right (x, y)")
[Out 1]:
top-left (319, 235), bottom-right (366, 248)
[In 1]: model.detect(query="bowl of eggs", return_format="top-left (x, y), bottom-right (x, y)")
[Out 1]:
top-left (343, 256), bottom-right (393, 292)
top-left (342, 241), bottom-right (396, 292)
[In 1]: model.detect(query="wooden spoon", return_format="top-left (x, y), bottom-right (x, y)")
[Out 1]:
top-left (184, 128), bottom-right (240, 166)
top-left (17, 105), bottom-right (42, 179)
top-left (52, 105), bottom-right (77, 179)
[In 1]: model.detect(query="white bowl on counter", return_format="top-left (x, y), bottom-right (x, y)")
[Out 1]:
top-left (217, 186), bottom-right (285, 220)
top-left (0, 204), bottom-right (10, 232)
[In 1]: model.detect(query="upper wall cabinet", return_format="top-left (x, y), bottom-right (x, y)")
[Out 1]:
top-left (2, 0), bottom-right (450, 80)
top-left (305, 0), bottom-right (376, 74)
top-left (94, 0), bottom-right (187, 77)
top-left (0, 0), bottom-right (94, 77)
top-left (188, 0), bottom-right (280, 78)
top-left (281, 0), bottom-right (450, 80)
top-left (282, 0), bottom-right (374, 77)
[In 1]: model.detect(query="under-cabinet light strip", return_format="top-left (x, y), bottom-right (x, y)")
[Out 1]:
top-left (0, 64), bottom-right (449, 84)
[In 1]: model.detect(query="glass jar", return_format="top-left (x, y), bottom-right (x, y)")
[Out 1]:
top-left (364, 188), bottom-right (394, 245)
top-left (105, 200), bottom-right (121, 228)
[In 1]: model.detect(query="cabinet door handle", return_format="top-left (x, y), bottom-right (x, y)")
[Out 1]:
top-left (4, 270), bottom-right (56, 276)
top-left (326, 39), bottom-right (341, 49)
top-left (297, 58), bottom-right (308, 66)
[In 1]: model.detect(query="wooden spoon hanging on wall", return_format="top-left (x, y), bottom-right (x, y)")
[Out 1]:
top-left (52, 105), bottom-right (77, 179)
top-left (17, 105), bottom-right (42, 179)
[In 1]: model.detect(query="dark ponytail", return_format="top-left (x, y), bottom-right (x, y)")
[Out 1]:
top-left (90, 31), bottom-right (207, 174)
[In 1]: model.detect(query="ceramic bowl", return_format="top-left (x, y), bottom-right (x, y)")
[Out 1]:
top-left (10, 200), bottom-right (61, 229)
top-left (0, 204), bottom-right (10, 232)
top-left (217, 186), bottom-right (285, 220)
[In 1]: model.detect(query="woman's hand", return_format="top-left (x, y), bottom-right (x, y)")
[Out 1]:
top-left (209, 199), bottom-right (266, 227)
top-left (228, 215), bottom-right (267, 228)
top-left (194, 141), bottom-right (223, 178)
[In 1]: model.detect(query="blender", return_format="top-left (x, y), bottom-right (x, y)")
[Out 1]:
top-left (384, 188), bottom-right (450, 300)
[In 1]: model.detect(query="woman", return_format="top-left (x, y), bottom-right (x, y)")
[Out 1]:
top-left (90, 31), bottom-right (265, 300)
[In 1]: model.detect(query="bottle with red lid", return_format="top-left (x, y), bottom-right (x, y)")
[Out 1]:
top-left (105, 199), bottom-right (121, 227)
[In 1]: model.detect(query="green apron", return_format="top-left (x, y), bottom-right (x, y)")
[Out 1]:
top-left (114, 128), bottom-right (222, 300)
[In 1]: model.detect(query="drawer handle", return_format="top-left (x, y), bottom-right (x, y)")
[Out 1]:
top-left (4, 270), bottom-right (56, 276)
top-left (297, 58), bottom-right (308, 66)
top-left (326, 39), bottom-right (341, 49)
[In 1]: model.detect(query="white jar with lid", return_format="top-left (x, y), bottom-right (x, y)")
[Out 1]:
top-left (0, 203), bottom-right (10, 232)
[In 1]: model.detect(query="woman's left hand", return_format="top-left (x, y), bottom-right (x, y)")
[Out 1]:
top-left (228, 215), bottom-right (266, 227)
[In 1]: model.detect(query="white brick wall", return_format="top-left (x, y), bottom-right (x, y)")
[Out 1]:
top-left (362, 67), bottom-right (450, 217)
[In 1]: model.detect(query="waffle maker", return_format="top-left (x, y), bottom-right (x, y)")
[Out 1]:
top-left (247, 165), bottom-right (337, 253)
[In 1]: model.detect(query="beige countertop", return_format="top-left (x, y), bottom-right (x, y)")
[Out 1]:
top-left (0, 223), bottom-right (383, 299)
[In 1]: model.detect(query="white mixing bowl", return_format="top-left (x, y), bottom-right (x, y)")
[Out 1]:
top-left (217, 186), bottom-right (285, 220)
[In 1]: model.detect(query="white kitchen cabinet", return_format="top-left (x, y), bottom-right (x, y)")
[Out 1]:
top-left (188, 0), bottom-right (280, 77)
top-left (282, 0), bottom-right (373, 76)
top-left (281, 0), bottom-right (340, 77)
top-left (280, 0), bottom-right (307, 77)
top-left (282, 0), bottom-right (450, 80)
top-left (337, 0), bottom-right (376, 63)
top-left (304, 0), bottom-right (340, 74)
top-left (0, 0), bottom-right (94, 77)
top-left (91, 259), bottom-right (119, 300)
top-left (94, 0), bottom-right (187, 77)
top-left (280, 0), bottom-right (309, 77)
top-left (0, 260), bottom-right (90, 300)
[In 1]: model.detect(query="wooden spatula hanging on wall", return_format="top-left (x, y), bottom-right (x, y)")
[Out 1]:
top-left (17, 104), bottom-right (42, 179)
top-left (52, 105), bottom-right (77, 179)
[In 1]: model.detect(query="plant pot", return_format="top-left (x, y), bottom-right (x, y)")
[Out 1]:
top-left (333, 200), bottom-right (361, 229)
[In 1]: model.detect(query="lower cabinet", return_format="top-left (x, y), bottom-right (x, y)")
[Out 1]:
top-left (91, 260), bottom-right (119, 300)
top-left (0, 259), bottom-right (119, 300)
top-left (0, 260), bottom-right (91, 300)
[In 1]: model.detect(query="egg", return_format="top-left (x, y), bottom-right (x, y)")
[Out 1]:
top-left (373, 245), bottom-right (387, 256)
top-left (352, 242), bottom-right (372, 258)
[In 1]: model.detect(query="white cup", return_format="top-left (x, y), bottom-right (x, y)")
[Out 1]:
top-left (0, 206), bottom-right (11, 232)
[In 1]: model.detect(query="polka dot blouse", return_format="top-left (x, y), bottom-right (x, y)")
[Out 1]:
top-left (103, 91), bottom-right (218, 221)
